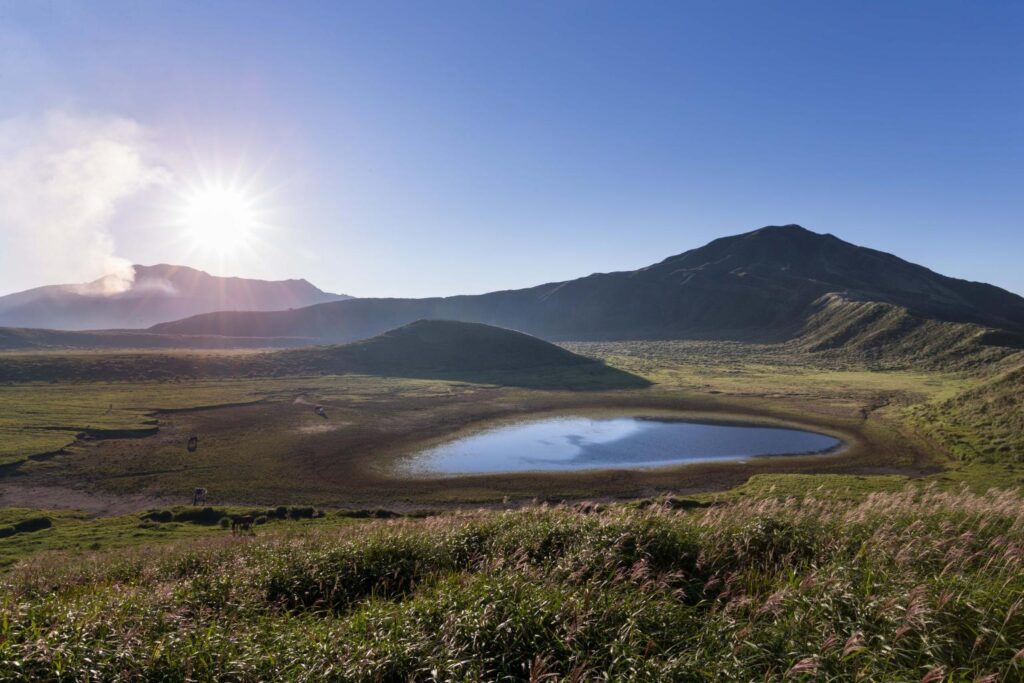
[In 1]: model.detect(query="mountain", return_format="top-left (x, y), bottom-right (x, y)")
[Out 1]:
top-left (0, 264), bottom-right (351, 330)
top-left (151, 225), bottom-right (1024, 343)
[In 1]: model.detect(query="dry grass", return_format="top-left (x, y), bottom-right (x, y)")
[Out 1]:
top-left (2, 485), bottom-right (1022, 681)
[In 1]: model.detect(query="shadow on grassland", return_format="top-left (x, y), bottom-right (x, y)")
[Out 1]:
top-left (356, 361), bottom-right (653, 391)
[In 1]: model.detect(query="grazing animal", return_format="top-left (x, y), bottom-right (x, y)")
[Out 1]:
top-left (314, 405), bottom-right (327, 419)
top-left (232, 515), bottom-right (255, 534)
top-left (187, 435), bottom-right (198, 452)
top-left (192, 487), bottom-right (207, 505)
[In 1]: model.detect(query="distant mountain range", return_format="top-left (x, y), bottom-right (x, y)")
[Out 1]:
top-left (149, 225), bottom-right (1024, 343)
top-left (0, 264), bottom-right (350, 330)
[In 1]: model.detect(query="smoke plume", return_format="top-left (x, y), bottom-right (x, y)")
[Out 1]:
top-left (0, 111), bottom-right (169, 295)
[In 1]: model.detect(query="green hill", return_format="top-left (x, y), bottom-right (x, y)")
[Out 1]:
top-left (911, 363), bottom-right (1024, 463)
top-left (277, 319), bottom-right (594, 373)
top-left (793, 293), bottom-right (1024, 372)
top-left (0, 320), bottom-right (646, 388)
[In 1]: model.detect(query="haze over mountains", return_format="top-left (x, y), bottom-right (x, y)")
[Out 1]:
top-left (0, 264), bottom-right (350, 330)
top-left (150, 225), bottom-right (1024, 344)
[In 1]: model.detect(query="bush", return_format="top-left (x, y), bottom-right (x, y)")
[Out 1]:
top-left (288, 506), bottom-right (316, 519)
top-left (0, 525), bottom-right (15, 538)
top-left (173, 507), bottom-right (227, 525)
top-left (13, 516), bottom-right (52, 533)
top-left (254, 515), bottom-right (268, 525)
top-left (141, 509), bottom-right (173, 523)
top-left (337, 508), bottom-right (401, 519)
top-left (218, 517), bottom-right (231, 529)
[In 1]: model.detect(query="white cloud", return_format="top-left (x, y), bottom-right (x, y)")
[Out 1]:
top-left (0, 111), bottom-right (170, 294)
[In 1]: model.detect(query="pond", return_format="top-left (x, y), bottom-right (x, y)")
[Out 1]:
top-left (405, 416), bottom-right (841, 475)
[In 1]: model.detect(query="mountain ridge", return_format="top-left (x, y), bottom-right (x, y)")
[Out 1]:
top-left (0, 264), bottom-right (351, 331)
top-left (150, 225), bottom-right (1024, 343)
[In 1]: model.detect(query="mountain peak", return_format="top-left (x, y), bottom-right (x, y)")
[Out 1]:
top-left (0, 265), bottom-right (351, 330)
top-left (154, 223), bottom-right (1024, 344)
top-left (740, 224), bottom-right (836, 242)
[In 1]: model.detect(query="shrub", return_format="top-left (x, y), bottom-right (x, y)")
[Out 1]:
top-left (173, 507), bottom-right (227, 525)
top-left (288, 506), bottom-right (316, 519)
top-left (13, 516), bottom-right (52, 533)
top-left (141, 509), bottom-right (173, 523)
top-left (254, 515), bottom-right (268, 525)
top-left (218, 517), bottom-right (231, 529)
top-left (337, 508), bottom-right (401, 519)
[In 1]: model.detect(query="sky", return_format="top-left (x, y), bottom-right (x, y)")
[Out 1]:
top-left (1, 1), bottom-right (1022, 298)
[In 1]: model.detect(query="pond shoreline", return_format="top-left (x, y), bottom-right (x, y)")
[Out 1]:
top-left (395, 413), bottom-right (845, 478)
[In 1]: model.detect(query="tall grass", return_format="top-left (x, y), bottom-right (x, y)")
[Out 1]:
top-left (2, 485), bottom-right (1023, 681)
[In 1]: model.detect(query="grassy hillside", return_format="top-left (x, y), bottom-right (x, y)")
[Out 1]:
top-left (910, 364), bottom-right (1024, 464)
top-left (274, 319), bottom-right (624, 374)
top-left (794, 293), bottom-right (1024, 372)
top-left (0, 320), bottom-right (642, 387)
top-left (0, 326), bottom-right (315, 351)
top-left (2, 489), bottom-right (1022, 681)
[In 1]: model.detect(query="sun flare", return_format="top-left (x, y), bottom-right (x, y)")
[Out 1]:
top-left (178, 181), bottom-right (263, 256)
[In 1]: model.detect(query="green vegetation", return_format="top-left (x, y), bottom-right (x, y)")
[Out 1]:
top-left (0, 320), bottom-right (642, 387)
top-left (794, 293), bottom-right (1024, 372)
top-left (1, 313), bottom-right (1023, 680)
top-left (0, 375), bottom-right (290, 466)
top-left (0, 505), bottom-right (342, 569)
top-left (2, 488), bottom-right (1022, 681)
top-left (910, 364), bottom-right (1024, 464)
top-left (1, 327), bottom-right (1020, 507)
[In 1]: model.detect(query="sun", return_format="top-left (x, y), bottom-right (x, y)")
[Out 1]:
top-left (178, 181), bottom-right (262, 256)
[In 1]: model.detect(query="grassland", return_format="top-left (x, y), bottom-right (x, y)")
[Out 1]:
top-left (1, 337), bottom-right (1020, 513)
top-left (0, 360), bottom-right (936, 510)
top-left (2, 488), bottom-right (1022, 681)
top-left (1, 335), bottom-right (1023, 679)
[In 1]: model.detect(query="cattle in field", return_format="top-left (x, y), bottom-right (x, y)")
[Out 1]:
top-left (192, 487), bottom-right (207, 505)
top-left (232, 515), bottom-right (255, 534)
top-left (187, 435), bottom-right (199, 452)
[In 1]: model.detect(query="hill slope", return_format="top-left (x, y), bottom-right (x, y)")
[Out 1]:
top-left (0, 326), bottom-right (317, 351)
top-left (278, 319), bottom-right (595, 373)
top-left (0, 320), bottom-right (646, 387)
top-left (151, 225), bottom-right (1024, 344)
top-left (0, 264), bottom-right (351, 330)
top-left (793, 293), bottom-right (1024, 371)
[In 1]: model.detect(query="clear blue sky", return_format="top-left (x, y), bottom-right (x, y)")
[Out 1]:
top-left (1, 1), bottom-right (1021, 297)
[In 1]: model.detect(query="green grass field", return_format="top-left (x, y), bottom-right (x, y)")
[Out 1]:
top-left (1, 339), bottom-right (1022, 679)
top-left (2, 488), bottom-right (1022, 681)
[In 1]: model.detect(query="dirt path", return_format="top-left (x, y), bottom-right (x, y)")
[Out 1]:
top-left (0, 483), bottom-right (179, 516)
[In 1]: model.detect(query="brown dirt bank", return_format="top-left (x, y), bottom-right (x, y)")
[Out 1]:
top-left (3, 383), bottom-right (940, 510)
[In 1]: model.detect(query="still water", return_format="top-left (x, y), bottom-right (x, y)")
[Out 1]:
top-left (407, 416), bottom-right (841, 475)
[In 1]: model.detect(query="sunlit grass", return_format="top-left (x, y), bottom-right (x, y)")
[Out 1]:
top-left (2, 487), bottom-right (1022, 680)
